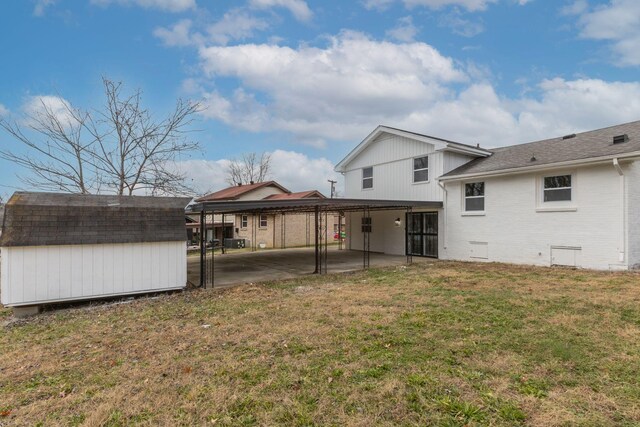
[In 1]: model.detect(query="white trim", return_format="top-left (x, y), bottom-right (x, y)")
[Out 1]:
top-left (439, 151), bottom-right (640, 182)
top-left (462, 211), bottom-right (486, 216)
top-left (335, 125), bottom-right (490, 172)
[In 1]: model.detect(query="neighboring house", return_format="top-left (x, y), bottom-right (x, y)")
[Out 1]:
top-left (196, 181), bottom-right (339, 249)
top-left (335, 121), bottom-right (640, 270)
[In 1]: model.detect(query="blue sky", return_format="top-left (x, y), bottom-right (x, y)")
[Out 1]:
top-left (1, 0), bottom-right (640, 196)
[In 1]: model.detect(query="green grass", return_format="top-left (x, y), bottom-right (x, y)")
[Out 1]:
top-left (1, 261), bottom-right (640, 425)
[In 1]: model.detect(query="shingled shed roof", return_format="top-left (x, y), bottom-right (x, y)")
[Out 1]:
top-left (0, 192), bottom-right (192, 247)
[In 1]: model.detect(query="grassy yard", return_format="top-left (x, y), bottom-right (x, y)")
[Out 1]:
top-left (1, 261), bottom-right (640, 426)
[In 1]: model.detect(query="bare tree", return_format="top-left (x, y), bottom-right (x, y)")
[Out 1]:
top-left (225, 152), bottom-right (272, 186)
top-left (0, 78), bottom-right (201, 196)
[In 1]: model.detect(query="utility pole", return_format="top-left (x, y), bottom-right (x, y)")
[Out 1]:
top-left (328, 179), bottom-right (337, 198)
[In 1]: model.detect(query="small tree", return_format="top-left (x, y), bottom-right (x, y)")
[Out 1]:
top-left (225, 152), bottom-right (271, 186)
top-left (0, 78), bottom-right (201, 195)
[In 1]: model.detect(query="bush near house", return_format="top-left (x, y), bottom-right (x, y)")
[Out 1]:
top-left (1, 262), bottom-right (640, 426)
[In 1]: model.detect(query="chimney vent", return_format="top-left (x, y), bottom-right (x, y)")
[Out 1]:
top-left (250, 180), bottom-right (254, 185)
top-left (562, 134), bottom-right (576, 140)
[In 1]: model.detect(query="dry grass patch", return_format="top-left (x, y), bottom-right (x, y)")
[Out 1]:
top-left (2, 261), bottom-right (640, 426)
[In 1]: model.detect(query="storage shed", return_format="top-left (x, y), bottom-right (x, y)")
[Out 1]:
top-left (0, 192), bottom-right (191, 314)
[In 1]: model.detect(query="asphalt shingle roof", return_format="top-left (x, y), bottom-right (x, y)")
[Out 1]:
top-left (442, 120), bottom-right (640, 178)
top-left (0, 192), bottom-right (191, 247)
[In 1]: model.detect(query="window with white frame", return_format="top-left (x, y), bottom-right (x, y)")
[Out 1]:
top-left (413, 156), bottom-right (429, 183)
top-left (362, 167), bottom-right (373, 189)
top-left (241, 215), bottom-right (248, 228)
top-left (464, 182), bottom-right (485, 211)
top-left (259, 214), bottom-right (268, 228)
top-left (543, 175), bottom-right (572, 202)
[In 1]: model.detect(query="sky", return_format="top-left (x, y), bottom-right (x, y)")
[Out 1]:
top-left (1, 0), bottom-right (640, 197)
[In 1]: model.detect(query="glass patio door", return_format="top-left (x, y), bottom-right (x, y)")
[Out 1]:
top-left (406, 212), bottom-right (438, 258)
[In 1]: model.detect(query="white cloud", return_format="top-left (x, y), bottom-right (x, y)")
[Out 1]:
top-left (365, 0), bottom-right (530, 12)
top-left (206, 9), bottom-right (270, 45)
top-left (249, 0), bottom-right (313, 21)
top-left (90, 0), bottom-right (196, 12)
top-left (574, 0), bottom-right (640, 66)
top-left (174, 150), bottom-right (340, 195)
top-left (196, 31), bottom-right (466, 143)
top-left (33, 0), bottom-right (56, 16)
top-left (404, 0), bottom-right (497, 11)
top-left (154, 10), bottom-right (269, 47)
top-left (362, 0), bottom-right (395, 11)
top-left (21, 95), bottom-right (76, 128)
top-left (153, 19), bottom-right (194, 46)
top-left (386, 16), bottom-right (419, 42)
top-left (560, 0), bottom-right (588, 16)
top-left (0, 104), bottom-right (8, 117)
top-left (438, 8), bottom-right (485, 37)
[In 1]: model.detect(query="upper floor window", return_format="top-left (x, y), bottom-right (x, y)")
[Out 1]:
top-left (259, 214), bottom-right (268, 228)
top-left (543, 175), bottom-right (572, 202)
top-left (413, 156), bottom-right (429, 183)
top-left (241, 215), bottom-right (248, 228)
top-left (465, 182), bottom-right (485, 211)
top-left (362, 167), bottom-right (373, 189)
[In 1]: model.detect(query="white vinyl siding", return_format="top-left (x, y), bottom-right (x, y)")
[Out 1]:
top-left (1, 241), bottom-right (186, 307)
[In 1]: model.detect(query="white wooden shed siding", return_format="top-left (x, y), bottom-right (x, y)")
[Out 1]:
top-left (441, 164), bottom-right (626, 270)
top-left (1, 241), bottom-right (186, 307)
top-left (342, 133), bottom-right (476, 201)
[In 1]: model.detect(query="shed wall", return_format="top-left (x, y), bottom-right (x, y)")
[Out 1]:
top-left (1, 241), bottom-right (186, 307)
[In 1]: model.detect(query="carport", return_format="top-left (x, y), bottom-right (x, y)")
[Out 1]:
top-left (186, 198), bottom-right (442, 288)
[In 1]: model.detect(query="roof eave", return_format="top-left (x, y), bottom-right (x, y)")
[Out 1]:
top-left (439, 151), bottom-right (640, 182)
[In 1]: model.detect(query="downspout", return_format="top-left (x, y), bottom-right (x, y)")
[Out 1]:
top-left (613, 158), bottom-right (626, 264)
top-left (437, 181), bottom-right (447, 251)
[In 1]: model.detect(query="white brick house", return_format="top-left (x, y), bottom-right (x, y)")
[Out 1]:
top-left (335, 121), bottom-right (640, 270)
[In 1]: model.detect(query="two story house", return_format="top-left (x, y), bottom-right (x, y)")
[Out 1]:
top-left (336, 121), bottom-right (640, 270)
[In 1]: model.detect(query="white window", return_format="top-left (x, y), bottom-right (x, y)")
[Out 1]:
top-left (413, 156), bottom-right (429, 182)
top-left (464, 182), bottom-right (485, 211)
top-left (543, 175), bottom-right (571, 202)
top-left (259, 214), bottom-right (268, 228)
top-left (241, 215), bottom-right (248, 228)
top-left (362, 167), bottom-right (373, 189)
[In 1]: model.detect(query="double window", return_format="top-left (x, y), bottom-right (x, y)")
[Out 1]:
top-left (543, 175), bottom-right (571, 202)
top-left (362, 167), bottom-right (373, 189)
top-left (413, 156), bottom-right (429, 183)
top-left (259, 214), bottom-right (268, 228)
top-left (464, 182), bottom-right (485, 211)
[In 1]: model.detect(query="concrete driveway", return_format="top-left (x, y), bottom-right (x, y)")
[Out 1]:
top-left (187, 246), bottom-right (420, 288)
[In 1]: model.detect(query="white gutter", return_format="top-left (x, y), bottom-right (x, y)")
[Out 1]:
top-left (613, 158), bottom-right (626, 264)
top-left (439, 151), bottom-right (640, 182)
top-left (437, 181), bottom-right (447, 250)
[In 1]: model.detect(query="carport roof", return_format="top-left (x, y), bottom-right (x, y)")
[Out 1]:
top-left (187, 197), bottom-right (442, 214)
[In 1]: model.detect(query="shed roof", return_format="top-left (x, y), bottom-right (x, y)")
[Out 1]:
top-left (441, 120), bottom-right (640, 179)
top-left (0, 192), bottom-right (191, 247)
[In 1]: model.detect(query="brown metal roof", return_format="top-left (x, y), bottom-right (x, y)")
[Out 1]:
top-left (263, 190), bottom-right (325, 200)
top-left (442, 120), bottom-right (640, 179)
top-left (0, 192), bottom-right (191, 247)
top-left (196, 181), bottom-right (290, 202)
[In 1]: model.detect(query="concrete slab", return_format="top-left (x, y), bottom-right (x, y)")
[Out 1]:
top-left (187, 246), bottom-right (421, 289)
top-left (13, 305), bottom-right (42, 318)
